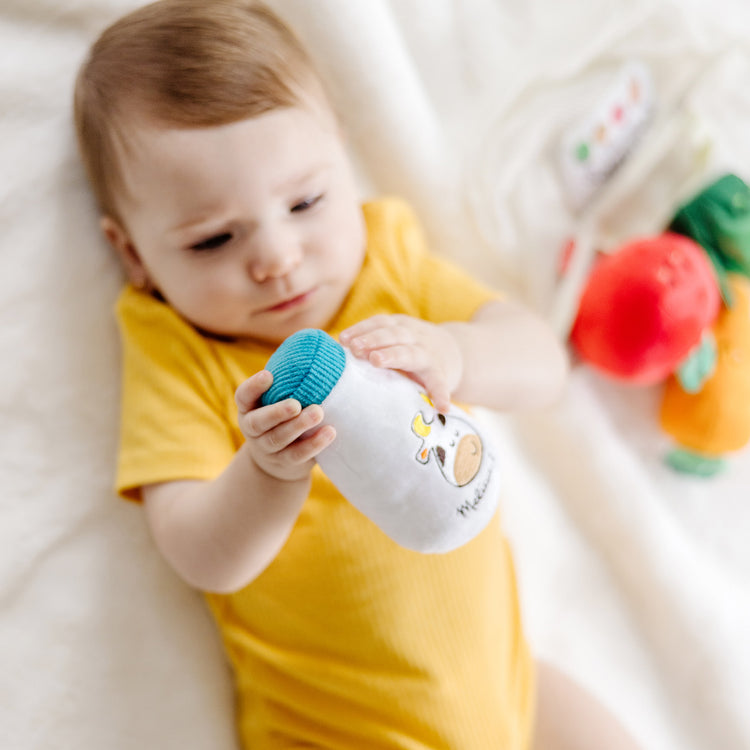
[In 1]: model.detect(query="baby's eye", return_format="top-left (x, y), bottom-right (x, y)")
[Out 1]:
top-left (290, 194), bottom-right (323, 213)
top-left (190, 233), bottom-right (233, 251)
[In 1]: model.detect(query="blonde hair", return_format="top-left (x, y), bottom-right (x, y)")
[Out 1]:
top-left (74, 0), bottom-right (325, 219)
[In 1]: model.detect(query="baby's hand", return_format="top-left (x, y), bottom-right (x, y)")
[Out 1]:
top-left (234, 371), bottom-right (336, 482)
top-left (339, 315), bottom-right (462, 413)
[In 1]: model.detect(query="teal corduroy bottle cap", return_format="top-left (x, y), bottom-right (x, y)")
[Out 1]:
top-left (261, 329), bottom-right (346, 408)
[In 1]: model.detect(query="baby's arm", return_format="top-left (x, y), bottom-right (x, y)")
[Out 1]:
top-left (141, 371), bottom-right (335, 593)
top-left (340, 299), bottom-right (568, 413)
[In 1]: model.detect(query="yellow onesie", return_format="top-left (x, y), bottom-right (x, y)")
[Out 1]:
top-left (116, 197), bottom-right (535, 749)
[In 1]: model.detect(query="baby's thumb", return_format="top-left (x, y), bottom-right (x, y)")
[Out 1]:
top-left (235, 370), bottom-right (273, 413)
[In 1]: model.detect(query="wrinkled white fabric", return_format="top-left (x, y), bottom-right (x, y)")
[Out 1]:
top-left (2, 1), bottom-right (749, 749)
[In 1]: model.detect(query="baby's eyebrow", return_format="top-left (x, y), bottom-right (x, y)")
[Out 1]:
top-left (169, 212), bottom-right (231, 238)
top-left (273, 163), bottom-right (331, 193)
top-left (167, 163), bottom-right (334, 237)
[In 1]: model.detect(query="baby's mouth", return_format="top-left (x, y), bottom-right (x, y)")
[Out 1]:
top-left (262, 289), bottom-right (315, 313)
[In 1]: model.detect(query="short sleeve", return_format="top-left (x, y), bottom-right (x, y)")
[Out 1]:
top-left (370, 197), bottom-right (501, 324)
top-left (115, 288), bottom-right (238, 501)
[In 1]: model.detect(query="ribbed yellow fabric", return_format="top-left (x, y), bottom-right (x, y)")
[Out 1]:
top-left (115, 197), bottom-right (534, 748)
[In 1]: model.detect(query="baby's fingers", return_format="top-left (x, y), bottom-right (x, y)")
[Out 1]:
top-left (259, 404), bottom-right (326, 453)
top-left (419, 372), bottom-right (452, 415)
top-left (242, 398), bottom-right (303, 439)
top-left (282, 423), bottom-right (337, 464)
top-left (338, 315), bottom-right (388, 343)
top-left (367, 342), bottom-right (426, 371)
top-left (235, 370), bottom-right (273, 414)
top-left (364, 344), bottom-right (452, 412)
top-left (340, 316), bottom-right (408, 358)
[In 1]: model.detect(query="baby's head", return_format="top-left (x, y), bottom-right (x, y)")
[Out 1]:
top-left (74, 0), bottom-right (366, 344)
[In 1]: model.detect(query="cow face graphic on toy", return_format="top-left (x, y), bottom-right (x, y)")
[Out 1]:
top-left (411, 400), bottom-right (483, 487)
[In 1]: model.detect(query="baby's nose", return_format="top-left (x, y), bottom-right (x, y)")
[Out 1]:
top-left (249, 228), bottom-right (302, 282)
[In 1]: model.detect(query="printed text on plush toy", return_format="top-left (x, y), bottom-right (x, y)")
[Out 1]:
top-left (455, 456), bottom-right (495, 518)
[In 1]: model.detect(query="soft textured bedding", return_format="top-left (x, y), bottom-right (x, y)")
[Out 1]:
top-left (2, 1), bottom-right (749, 749)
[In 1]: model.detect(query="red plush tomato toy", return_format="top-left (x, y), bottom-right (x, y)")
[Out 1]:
top-left (570, 233), bottom-right (721, 384)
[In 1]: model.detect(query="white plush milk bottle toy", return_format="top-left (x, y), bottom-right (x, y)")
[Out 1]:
top-left (261, 329), bottom-right (501, 553)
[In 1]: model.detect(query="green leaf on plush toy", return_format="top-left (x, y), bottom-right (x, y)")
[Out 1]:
top-left (717, 180), bottom-right (750, 276)
top-left (675, 331), bottom-right (717, 393)
top-left (664, 448), bottom-right (726, 477)
top-left (670, 173), bottom-right (750, 306)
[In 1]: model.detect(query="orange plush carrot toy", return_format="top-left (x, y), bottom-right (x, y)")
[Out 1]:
top-left (658, 174), bottom-right (750, 475)
top-left (659, 273), bottom-right (750, 475)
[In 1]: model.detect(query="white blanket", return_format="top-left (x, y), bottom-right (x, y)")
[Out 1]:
top-left (2, 1), bottom-right (749, 748)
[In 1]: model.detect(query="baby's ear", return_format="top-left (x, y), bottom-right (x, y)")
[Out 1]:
top-left (100, 216), bottom-right (151, 290)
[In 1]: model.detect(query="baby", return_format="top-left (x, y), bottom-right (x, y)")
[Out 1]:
top-left (74, 1), bottom-right (643, 748)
